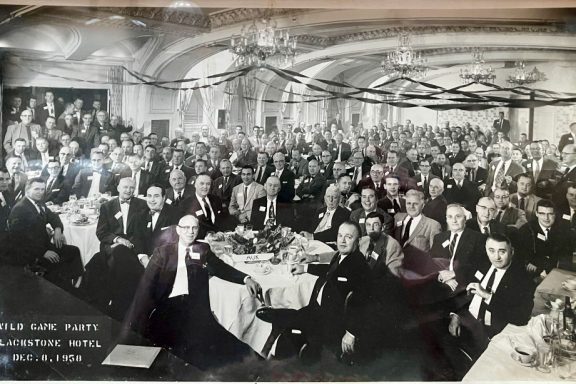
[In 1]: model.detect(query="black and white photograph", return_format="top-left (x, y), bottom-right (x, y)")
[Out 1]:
top-left (0, 0), bottom-right (576, 381)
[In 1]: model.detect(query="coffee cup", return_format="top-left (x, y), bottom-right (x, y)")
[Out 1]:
top-left (511, 346), bottom-right (536, 365)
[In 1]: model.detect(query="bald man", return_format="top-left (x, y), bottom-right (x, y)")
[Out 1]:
top-left (122, 215), bottom-right (261, 369)
top-left (357, 163), bottom-right (387, 199)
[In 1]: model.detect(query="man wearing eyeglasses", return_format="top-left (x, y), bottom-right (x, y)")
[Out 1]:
top-left (43, 158), bottom-right (69, 205)
top-left (553, 144), bottom-right (576, 206)
top-left (493, 187), bottom-right (528, 229)
top-left (3, 109), bottom-right (42, 153)
top-left (122, 214), bottom-right (261, 369)
top-left (357, 164), bottom-right (387, 200)
top-left (466, 197), bottom-right (512, 239)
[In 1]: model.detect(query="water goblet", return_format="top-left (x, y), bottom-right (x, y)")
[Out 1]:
top-left (536, 342), bottom-right (552, 373)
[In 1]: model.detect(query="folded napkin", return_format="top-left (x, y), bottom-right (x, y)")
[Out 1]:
top-left (526, 314), bottom-right (554, 343)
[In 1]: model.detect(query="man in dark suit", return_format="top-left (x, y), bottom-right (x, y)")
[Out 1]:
top-left (349, 188), bottom-right (394, 236)
top-left (412, 159), bottom-right (438, 198)
top-left (254, 152), bottom-right (274, 185)
top-left (43, 158), bottom-right (69, 205)
top-left (492, 111), bottom-right (511, 136)
top-left (142, 145), bottom-right (162, 182)
top-left (523, 142), bottom-right (560, 199)
top-left (329, 113), bottom-right (344, 132)
top-left (250, 176), bottom-right (294, 230)
top-left (256, 221), bottom-right (373, 363)
top-left (520, 199), bottom-right (575, 277)
top-left (3, 109), bottom-right (42, 153)
top-left (378, 175), bottom-right (407, 215)
top-left (493, 187), bottom-right (528, 229)
top-left (288, 148), bottom-right (308, 178)
top-left (161, 149), bottom-right (194, 185)
top-left (357, 163), bottom-right (387, 199)
top-left (0, 169), bottom-right (15, 263)
top-left (464, 154), bottom-right (488, 188)
top-left (559, 122), bottom-right (576, 152)
top-left (431, 153), bottom-right (452, 181)
top-left (35, 90), bottom-right (63, 129)
top-left (165, 169), bottom-right (195, 208)
top-left (206, 146), bottom-right (224, 180)
top-left (182, 174), bottom-right (227, 235)
top-left (423, 178), bottom-right (448, 230)
top-left (96, 177), bottom-right (148, 258)
top-left (446, 234), bottom-right (533, 373)
top-left (319, 150), bottom-right (335, 180)
top-left (384, 151), bottom-right (414, 191)
top-left (271, 152), bottom-right (296, 203)
top-left (7, 177), bottom-right (83, 291)
top-left (56, 146), bottom-right (81, 185)
top-left (443, 163), bottom-right (481, 213)
top-left (553, 144), bottom-right (576, 206)
top-left (106, 183), bottom-right (181, 320)
top-left (126, 155), bottom-right (152, 197)
top-left (122, 215), bottom-right (261, 369)
top-left (210, 159), bottom-right (241, 209)
top-left (5, 156), bottom-right (27, 202)
top-left (511, 173), bottom-right (541, 220)
top-left (331, 133), bottom-right (352, 162)
top-left (71, 151), bottom-right (114, 198)
top-left (295, 159), bottom-right (326, 207)
top-left (299, 184), bottom-right (350, 242)
top-left (446, 143), bottom-right (467, 166)
top-left (430, 204), bottom-right (487, 295)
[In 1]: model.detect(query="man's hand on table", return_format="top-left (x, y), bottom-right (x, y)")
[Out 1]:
top-left (449, 314), bottom-right (461, 337)
top-left (438, 270), bottom-right (455, 283)
top-left (53, 228), bottom-right (66, 248)
top-left (299, 253), bottom-right (319, 263)
top-left (43, 250), bottom-right (60, 263)
top-left (138, 254), bottom-right (150, 268)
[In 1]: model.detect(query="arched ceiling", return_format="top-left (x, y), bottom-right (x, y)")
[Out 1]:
top-left (1, 2), bottom-right (576, 94)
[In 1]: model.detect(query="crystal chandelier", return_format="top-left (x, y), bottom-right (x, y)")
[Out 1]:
top-left (507, 61), bottom-right (547, 86)
top-left (459, 49), bottom-right (496, 83)
top-left (229, 18), bottom-right (297, 68)
top-left (381, 32), bottom-right (428, 78)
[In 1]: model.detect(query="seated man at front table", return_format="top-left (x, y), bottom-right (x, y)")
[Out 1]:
top-left (107, 183), bottom-right (182, 320)
top-left (350, 187), bottom-right (393, 236)
top-left (445, 234), bottom-right (533, 375)
top-left (165, 169), bottom-right (194, 208)
top-left (429, 204), bottom-right (486, 297)
top-left (182, 174), bottom-right (229, 235)
top-left (43, 157), bottom-right (70, 205)
top-left (8, 177), bottom-right (83, 292)
top-left (229, 165), bottom-right (266, 224)
top-left (271, 152), bottom-right (296, 202)
top-left (299, 184), bottom-right (350, 243)
top-left (361, 211), bottom-right (404, 278)
top-left (71, 150), bottom-right (114, 198)
top-left (122, 215), bottom-right (262, 369)
top-left (250, 176), bottom-right (294, 230)
top-left (256, 221), bottom-right (373, 364)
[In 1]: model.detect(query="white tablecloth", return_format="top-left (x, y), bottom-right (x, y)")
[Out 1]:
top-left (209, 239), bottom-right (334, 357)
top-left (60, 215), bottom-right (99, 266)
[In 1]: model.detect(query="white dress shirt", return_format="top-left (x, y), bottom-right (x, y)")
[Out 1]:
top-left (150, 210), bottom-right (159, 230)
top-left (468, 265), bottom-right (507, 325)
top-left (88, 171), bottom-right (102, 197)
top-left (264, 197), bottom-right (277, 224)
top-left (119, 199), bottom-right (130, 234)
top-left (169, 242), bottom-right (200, 298)
top-left (196, 193), bottom-right (215, 223)
top-left (132, 170), bottom-right (141, 196)
top-left (448, 230), bottom-right (464, 271)
top-left (403, 214), bottom-right (422, 238)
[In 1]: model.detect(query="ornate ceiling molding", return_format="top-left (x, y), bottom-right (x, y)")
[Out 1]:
top-left (98, 7), bottom-right (211, 28)
top-left (209, 8), bottom-right (304, 29)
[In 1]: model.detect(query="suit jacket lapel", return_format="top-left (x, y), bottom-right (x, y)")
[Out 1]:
top-left (407, 217), bottom-right (425, 244)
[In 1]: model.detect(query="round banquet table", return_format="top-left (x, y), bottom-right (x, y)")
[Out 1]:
top-left (59, 214), bottom-right (99, 266)
top-left (208, 239), bottom-right (334, 357)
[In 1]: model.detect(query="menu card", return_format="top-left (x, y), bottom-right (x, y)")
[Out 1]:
top-left (102, 344), bottom-right (162, 369)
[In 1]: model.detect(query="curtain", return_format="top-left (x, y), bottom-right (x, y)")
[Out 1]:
top-left (107, 66), bottom-right (123, 119)
top-left (177, 88), bottom-right (194, 130)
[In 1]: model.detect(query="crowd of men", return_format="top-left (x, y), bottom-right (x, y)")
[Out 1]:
top-left (1, 90), bottom-right (576, 377)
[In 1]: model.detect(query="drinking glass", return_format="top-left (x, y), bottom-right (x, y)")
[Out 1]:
top-left (224, 244), bottom-right (233, 257)
top-left (536, 342), bottom-right (552, 373)
top-left (69, 194), bottom-right (77, 203)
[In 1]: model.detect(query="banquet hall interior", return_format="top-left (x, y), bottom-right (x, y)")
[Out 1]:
top-left (1, 0), bottom-right (576, 381)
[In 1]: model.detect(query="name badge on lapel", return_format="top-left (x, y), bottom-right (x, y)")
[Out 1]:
top-left (165, 169), bottom-right (170, 173)
top-left (196, 210), bottom-right (204, 216)
top-left (442, 239), bottom-right (450, 248)
top-left (485, 311), bottom-right (492, 326)
top-left (537, 233), bottom-right (546, 241)
top-left (259, 206), bottom-right (266, 212)
top-left (166, 198), bottom-right (173, 204)
top-left (526, 163), bottom-right (532, 168)
top-left (371, 251), bottom-right (379, 261)
top-left (209, 167), bottom-right (213, 171)
top-left (388, 209), bottom-right (395, 213)
top-left (359, 218), bottom-right (365, 224)
top-left (219, 184), bottom-right (223, 189)
top-left (114, 211), bottom-right (122, 220)
top-left (563, 214), bottom-right (571, 221)
top-left (417, 182), bottom-right (422, 186)
top-left (282, 181), bottom-right (287, 184)
top-left (337, 277), bottom-right (348, 282)
top-left (52, 188), bottom-right (60, 192)
top-left (147, 222), bottom-right (151, 228)
top-left (447, 184), bottom-right (453, 189)
top-left (396, 221), bottom-right (403, 226)
top-left (87, 176), bottom-right (93, 181)
top-left (474, 270), bottom-right (484, 280)
top-left (318, 212), bottom-right (324, 218)
top-left (161, 226), bottom-right (170, 231)
top-left (189, 252), bottom-right (201, 260)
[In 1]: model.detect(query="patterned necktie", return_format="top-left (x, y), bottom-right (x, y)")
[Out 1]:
top-left (203, 197), bottom-right (214, 224)
top-left (495, 163), bottom-right (506, 188)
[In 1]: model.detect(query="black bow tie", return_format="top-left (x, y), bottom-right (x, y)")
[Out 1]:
top-left (149, 209), bottom-right (160, 216)
top-left (120, 199), bottom-right (131, 205)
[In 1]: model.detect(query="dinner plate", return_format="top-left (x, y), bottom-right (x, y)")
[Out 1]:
top-left (252, 265), bottom-right (272, 275)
